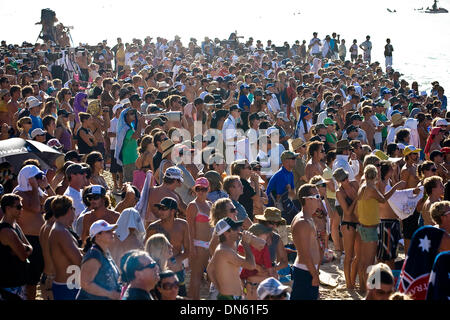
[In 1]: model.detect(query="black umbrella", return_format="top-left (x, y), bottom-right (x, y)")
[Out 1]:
top-left (0, 138), bottom-right (63, 173)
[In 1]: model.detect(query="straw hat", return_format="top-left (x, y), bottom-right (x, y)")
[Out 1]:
top-left (291, 138), bottom-right (306, 151)
top-left (254, 207), bottom-right (286, 225)
top-left (161, 139), bottom-right (175, 159)
top-left (391, 113), bottom-right (406, 126)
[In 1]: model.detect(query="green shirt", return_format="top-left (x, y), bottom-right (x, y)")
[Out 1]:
top-left (326, 132), bottom-right (338, 145)
top-left (122, 128), bottom-right (138, 165)
top-left (375, 113), bottom-right (388, 138)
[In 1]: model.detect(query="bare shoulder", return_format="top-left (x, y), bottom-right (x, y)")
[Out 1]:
top-left (174, 218), bottom-right (188, 227)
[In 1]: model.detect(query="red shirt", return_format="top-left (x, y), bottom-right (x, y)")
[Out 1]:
top-left (237, 244), bottom-right (272, 279)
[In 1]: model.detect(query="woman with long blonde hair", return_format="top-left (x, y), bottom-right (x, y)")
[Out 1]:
top-left (145, 233), bottom-right (173, 272)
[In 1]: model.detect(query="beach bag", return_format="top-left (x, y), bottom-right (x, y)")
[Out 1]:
top-left (132, 170), bottom-right (147, 192)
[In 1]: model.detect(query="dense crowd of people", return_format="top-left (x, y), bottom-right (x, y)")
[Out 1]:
top-left (0, 30), bottom-right (449, 301)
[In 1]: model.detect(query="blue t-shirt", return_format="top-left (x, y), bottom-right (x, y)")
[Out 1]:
top-left (238, 94), bottom-right (251, 111)
top-left (266, 166), bottom-right (295, 207)
top-left (30, 115), bottom-right (43, 133)
top-left (232, 199), bottom-right (249, 221)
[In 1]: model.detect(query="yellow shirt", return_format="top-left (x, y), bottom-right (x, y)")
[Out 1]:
top-left (116, 48), bottom-right (125, 66)
top-left (357, 197), bottom-right (380, 226)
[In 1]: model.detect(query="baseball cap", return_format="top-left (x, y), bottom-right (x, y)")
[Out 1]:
top-left (164, 166), bottom-right (184, 183)
top-left (194, 177), bottom-right (209, 189)
top-left (31, 128), bottom-right (47, 139)
top-left (257, 277), bottom-right (291, 300)
top-left (112, 103), bottom-right (124, 114)
top-left (155, 197), bottom-right (178, 211)
top-left (435, 118), bottom-right (448, 126)
top-left (65, 163), bottom-right (88, 177)
top-left (276, 112), bottom-right (289, 122)
top-left (57, 109), bottom-right (71, 117)
top-left (229, 104), bottom-right (242, 112)
top-left (214, 217), bottom-right (244, 236)
top-left (64, 150), bottom-right (82, 162)
top-left (18, 165), bottom-right (44, 182)
top-left (403, 145), bottom-right (421, 157)
top-left (281, 150), bottom-right (299, 161)
top-left (85, 185), bottom-right (106, 197)
top-left (346, 125), bottom-right (358, 133)
top-left (89, 219), bottom-right (117, 238)
top-left (323, 117), bottom-right (336, 126)
top-left (350, 114), bottom-right (362, 122)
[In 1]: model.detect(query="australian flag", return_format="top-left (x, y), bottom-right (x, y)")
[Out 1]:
top-left (426, 251), bottom-right (450, 300)
top-left (398, 226), bottom-right (445, 300)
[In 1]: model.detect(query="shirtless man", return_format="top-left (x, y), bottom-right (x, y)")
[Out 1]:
top-left (305, 142), bottom-right (325, 182)
top-left (145, 167), bottom-right (187, 227)
top-left (422, 176), bottom-right (444, 225)
top-left (360, 106), bottom-right (376, 149)
top-left (14, 165), bottom-right (48, 300)
top-left (290, 184), bottom-right (322, 300)
top-left (145, 197), bottom-right (190, 296)
top-left (48, 195), bottom-right (83, 300)
top-left (39, 196), bottom-right (57, 300)
top-left (400, 146), bottom-right (421, 252)
top-left (207, 217), bottom-right (255, 300)
top-left (80, 185), bottom-right (120, 246)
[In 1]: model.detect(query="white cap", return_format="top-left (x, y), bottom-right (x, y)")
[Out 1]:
top-left (164, 166), bottom-right (184, 183)
top-left (436, 118), bottom-right (448, 126)
top-left (112, 103), bottom-right (123, 114)
top-left (257, 277), bottom-right (291, 300)
top-left (214, 217), bottom-right (244, 236)
top-left (120, 98), bottom-right (131, 105)
top-left (323, 78), bottom-right (331, 84)
top-left (31, 128), bottom-right (46, 139)
top-left (276, 112), bottom-right (289, 122)
top-left (89, 219), bottom-right (117, 238)
top-left (266, 126), bottom-right (279, 136)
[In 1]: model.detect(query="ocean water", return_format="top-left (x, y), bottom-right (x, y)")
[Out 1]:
top-left (1, 0), bottom-right (449, 92)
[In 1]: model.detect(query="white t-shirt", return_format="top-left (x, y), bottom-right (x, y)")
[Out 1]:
top-left (108, 117), bottom-right (119, 150)
top-left (371, 115), bottom-right (383, 145)
top-left (64, 186), bottom-right (86, 230)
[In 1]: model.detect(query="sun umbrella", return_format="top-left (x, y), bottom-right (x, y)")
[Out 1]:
top-left (0, 138), bottom-right (63, 173)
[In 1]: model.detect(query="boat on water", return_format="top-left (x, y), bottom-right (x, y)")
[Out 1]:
top-left (423, 0), bottom-right (448, 13)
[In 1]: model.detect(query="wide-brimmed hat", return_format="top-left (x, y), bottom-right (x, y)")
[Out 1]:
top-left (254, 207), bottom-right (286, 225)
top-left (391, 113), bottom-right (406, 126)
top-left (336, 139), bottom-right (351, 151)
top-left (291, 138), bottom-right (306, 151)
top-left (161, 139), bottom-right (175, 159)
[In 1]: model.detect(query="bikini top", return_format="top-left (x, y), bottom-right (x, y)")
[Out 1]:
top-left (194, 201), bottom-right (210, 223)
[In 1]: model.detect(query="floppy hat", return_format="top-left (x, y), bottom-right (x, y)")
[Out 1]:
top-left (403, 145), bottom-right (421, 157)
top-left (257, 277), bottom-right (291, 300)
top-left (291, 138), bottom-right (306, 151)
top-left (336, 139), bottom-right (351, 151)
top-left (214, 217), bottom-right (244, 236)
top-left (254, 207), bottom-right (286, 225)
top-left (89, 220), bottom-right (117, 238)
top-left (248, 223), bottom-right (273, 236)
top-left (391, 113), bottom-right (406, 126)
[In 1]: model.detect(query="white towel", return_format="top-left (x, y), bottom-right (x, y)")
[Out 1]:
top-left (135, 171), bottom-right (153, 222)
top-left (387, 186), bottom-right (424, 220)
top-left (115, 208), bottom-right (145, 243)
top-left (13, 165), bottom-right (46, 197)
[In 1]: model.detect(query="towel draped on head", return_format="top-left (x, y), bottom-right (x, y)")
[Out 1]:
top-left (114, 107), bottom-right (134, 167)
top-left (13, 165), bottom-right (46, 197)
top-left (115, 208), bottom-right (146, 242)
top-left (73, 92), bottom-right (88, 123)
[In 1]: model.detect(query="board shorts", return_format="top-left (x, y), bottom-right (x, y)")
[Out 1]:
top-left (377, 219), bottom-right (401, 261)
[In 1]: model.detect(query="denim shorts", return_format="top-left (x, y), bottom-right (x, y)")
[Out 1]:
top-left (357, 224), bottom-right (379, 242)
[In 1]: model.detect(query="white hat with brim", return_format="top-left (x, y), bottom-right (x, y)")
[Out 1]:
top-left (89, 220), bottom-right (118, 238)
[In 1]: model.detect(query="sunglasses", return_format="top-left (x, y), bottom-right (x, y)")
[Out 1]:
top-left (265, 291), bottom-right (288, 299)
top-left (136, 262), bottom-right (157, 271)
top-left (304, 194), bottom-right (321, 200)
top-left (88, 194), bottom-right (102, 200)
top-left (317, 183), bottom-right (327, 188)
top-left (244, 166), bottom-right (251, 169)
top-left (229, 207), bottom-right (237, 213)
top-left (161, 281), bottom-right (179, 290)
top-left (195, 187), bottom-right (208, 192)
top-left (96, 158), bottom-right (104, 162)
top-left (157, 206), bottom-right (170, 211)
top-left (15, 204), bottom-right (23, 210)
